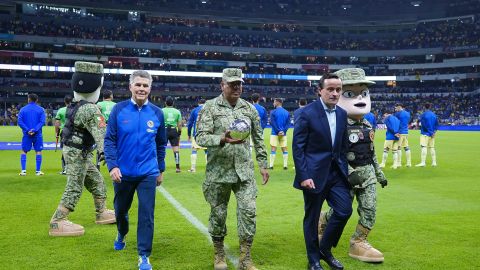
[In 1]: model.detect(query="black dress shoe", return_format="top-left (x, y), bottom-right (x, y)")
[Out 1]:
top-left (307, 262), bottom-right (324, 270)
top-left (319, 251), bottom-right (344, 270)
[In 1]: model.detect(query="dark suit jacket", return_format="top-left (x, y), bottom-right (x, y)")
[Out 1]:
top-left (292, 99), bottom-right (349, 193)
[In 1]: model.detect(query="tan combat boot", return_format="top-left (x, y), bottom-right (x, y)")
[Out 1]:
top-left (239, 240), bottom-right (258, 270)
top-left (317, 211), bottom-right (328, 243)
top-left (213, 238), bottom-right (227, 270)
top-left (49, 205), bottom-right (85, 236)
top-left (95, 209), bottom-right (116, 224)
top-left (349, 224), bottom-right (384, 262)
top-left (94, 197), bottom-right (116, 224)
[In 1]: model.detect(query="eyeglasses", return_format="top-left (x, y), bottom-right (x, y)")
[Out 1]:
top-left (227, 82), bottom-right (242, 89)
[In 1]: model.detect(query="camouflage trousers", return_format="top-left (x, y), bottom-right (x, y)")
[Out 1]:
top-left (202, 178), bottom-right (257, 241)
top-left (59, 146), bottom-right (107, 212)
top-left (352, 183), bottom-right (377, 229)
top-left (326, 183), bottom-right (377, 230)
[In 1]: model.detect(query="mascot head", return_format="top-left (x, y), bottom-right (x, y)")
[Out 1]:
top-left (72, 61), bottom-right (104, 103)
top-left (335, 68), bottom-right (375, 120)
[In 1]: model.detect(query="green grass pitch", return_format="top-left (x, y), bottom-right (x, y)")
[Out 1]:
top-left (0, 126), bottom-right (479, 269)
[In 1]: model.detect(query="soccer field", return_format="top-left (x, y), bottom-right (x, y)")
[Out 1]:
top-left (0, 126), bottom-right (479, 270)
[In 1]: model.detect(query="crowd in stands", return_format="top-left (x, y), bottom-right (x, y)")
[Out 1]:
top-left (3, 13), bottom-right (480, 51)
top-left (2, 83), bottom-right (478, 126)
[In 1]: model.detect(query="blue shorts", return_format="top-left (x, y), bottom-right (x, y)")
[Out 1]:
top-left (22, 135), bottom-right (43, 152)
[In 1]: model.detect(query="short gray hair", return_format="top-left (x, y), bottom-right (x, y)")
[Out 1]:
top-left (129, 70), bottom-right (152, 85)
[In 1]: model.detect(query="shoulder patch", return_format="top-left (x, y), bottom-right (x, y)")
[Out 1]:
top-left (97, 115), bottom-right (106, 128)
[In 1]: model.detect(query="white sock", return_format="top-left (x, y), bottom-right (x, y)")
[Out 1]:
top-left (397, 150), bottom-right (402, 166)
top-left (381, 151), bottom-right (388, 165)
top-left (270, 152), bottom-right (276, 168)
top-left (392, 150), bottom-right (398, 166)
top-left (430, 148), bottom-right (436, 164)
top-left (421, 147), bottom-right (427, 164)
top-left (405, 149), bottom-right (412, 165)
top-left (191, 152), bottom-right (197, 170)
top-left (283, 152), bottom-right (288, 168)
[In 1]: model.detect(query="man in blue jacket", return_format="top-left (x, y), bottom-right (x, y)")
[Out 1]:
top-left (379, 112), bottom-right (400, 169)
top-left (269, 98), bottom-right (291, 170)
top-left (18, 93), bottom-right (46, 176)
top-left (104, 70), bottom-right (167, 270)
top-left (187, 98), bottom-right (207, 172)
top-left (416, 103), bottom-right (438, 167)
top-left (394, 103), bottom-right (412, 167)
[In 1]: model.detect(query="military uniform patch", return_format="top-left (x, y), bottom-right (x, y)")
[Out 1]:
top-left (347, 152), bottom-right (356, 161)
top-left (369, 130), bottom-right (375, 141)
top-left (97, 115), bottom-right (106, 128)
top-left (349, 133), bottom-right (359, 143)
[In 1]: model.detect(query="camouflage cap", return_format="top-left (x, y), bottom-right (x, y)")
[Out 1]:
top-left (222, 68), bottom-right (244, 83)
top-left (74, 61), bottom-right (103, 74)
top-left (334, 68), bottom-right (375, 86)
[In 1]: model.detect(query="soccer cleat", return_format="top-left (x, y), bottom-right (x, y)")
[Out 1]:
top-left (406, 163), bottom-right (412, 167)
top-left (138, 255), bottom-right (152, 270)
top-left (187, 168), bottom-right (196, 173)
top-left (269, 166), bottom-right (274, 170)
top-left (59, 170), bottom-right (67, 175)
top-left (379, 163), bottom-right (385, 168)
top-left (283, 167), bottom-right (288, 170)
top-left (415, 163), bottom-right (426, 167)
top-left (19, 170), bottom-right (27, 176)
top-left (114, 233), bottom-right (126, 250)
top-left (35, 171), bottom-right (44, 176)
top-left (431, 162), bottom-right (437, 167)
top-left (49, 219), bottom-right (85, 237)
top-left (176, 168), bottom-right (181, 173)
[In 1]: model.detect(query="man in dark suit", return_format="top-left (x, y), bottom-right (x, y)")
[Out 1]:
top-left (293, 73), bottom-right (352, 270)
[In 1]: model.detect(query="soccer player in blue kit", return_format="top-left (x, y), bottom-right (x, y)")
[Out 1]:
top-left (269, 98), bottom-right (291, 170)
top-left (416, 103), bottom-right (439, 167)
top-left (18, 94), bottom-right (46, 176)
top-left (394, 103), bottom-right (412, 167)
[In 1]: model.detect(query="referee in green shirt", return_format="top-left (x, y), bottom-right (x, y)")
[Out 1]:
top-left (162, 96), bottom-right (183, 173)
top-left (97, 90), bottom-right (116, 122)
top-left (54, 95), bottom-right (72, 174)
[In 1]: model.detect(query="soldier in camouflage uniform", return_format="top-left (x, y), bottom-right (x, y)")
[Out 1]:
top-left (49, 62), bottom-right (116, 237)
top-left (195, 68), bottom-right (270, 270)
top-left (318, 68), bottom-right (388, 262)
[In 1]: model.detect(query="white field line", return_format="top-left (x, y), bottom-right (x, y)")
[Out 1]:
top-left (157, 186), bottom-right (239, 266)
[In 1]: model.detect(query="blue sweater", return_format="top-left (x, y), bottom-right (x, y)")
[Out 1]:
top-left (18, 102), bottom-right (45, 136)
top-left (254, 103), bottom-right (268, 129)
top-left (420, 110), bottom-right (438, 137)
top-left (270, 106), bottom-right (290, 135)
top-left (104, 100), bottom-right (167, 179)
top-left (364, 112), bottom-right (377, 130)
top-left (187, 105), bottom-right (203, 137)
top-left (394, 110), bottom-right (410, 134)
top-left (385, 115), bottom-right (400, 141)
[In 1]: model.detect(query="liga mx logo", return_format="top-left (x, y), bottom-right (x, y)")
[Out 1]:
top-left (147, 120), bottom-right (154, 128)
